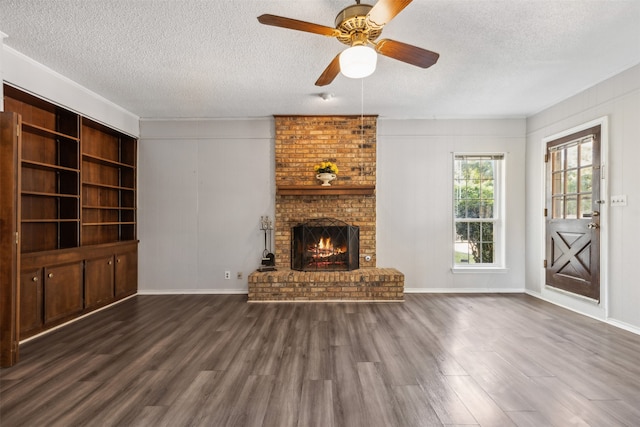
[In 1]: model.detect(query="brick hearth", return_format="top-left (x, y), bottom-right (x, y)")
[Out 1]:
top-left (248, 268), bottom-right (404, 301)
top-left (248, 115), bottom-right (404, 302)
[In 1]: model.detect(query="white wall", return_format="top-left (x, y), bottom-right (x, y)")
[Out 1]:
top-left (377, 119), bottom-right (527, 292)
top-left (138, 118), bottom-right (527, 294)
top-left (138, 119), bottom-right (275, 293)
top-left (525, 64), bottom-right (640, 333)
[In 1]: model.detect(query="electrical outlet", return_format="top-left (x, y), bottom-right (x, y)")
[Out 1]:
top-left (611, 195), bottom-right (627, 207)
top-left (237, 272), bottom-right (243, 280)
top-left (224, 271), bottom-right (231, 280)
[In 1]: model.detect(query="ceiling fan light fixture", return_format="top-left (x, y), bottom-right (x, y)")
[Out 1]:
top-left (339, 45), bottom-right (377, 79)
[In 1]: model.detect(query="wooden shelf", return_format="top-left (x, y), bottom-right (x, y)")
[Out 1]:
top-left (277, 185), bottom-right (375, 196)
top-left (22, 191), bottom-right (80, 199)
top-left (83, 206), bottom-right (136, 210)
top-left (22, 160), bottom-right (79, 173)
top-left (22, 219), bottom-right (79, 223)
top-left (83, 222), bottom-right (136, 226)
top-left (82, 181), bottom-right (135, 191)
top-left (22, 122), bottom-right (79, 141)
top-left (82, 153), bottom-right (135, 169)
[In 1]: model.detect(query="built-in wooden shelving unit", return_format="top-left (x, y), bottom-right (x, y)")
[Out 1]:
top-left (1, 85), bottom-right (139, 364)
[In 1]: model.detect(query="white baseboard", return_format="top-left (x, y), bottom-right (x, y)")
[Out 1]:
top-left (404, 287), bottom-right (525, 294)
top-left (137, 289), bottom-right (247, 295)
top-left (606, 319), bottom-right (640, 336)
top-left (525, 289), bottom-right (640, 336)
top-left (20, 294), bottom-right (137, 344)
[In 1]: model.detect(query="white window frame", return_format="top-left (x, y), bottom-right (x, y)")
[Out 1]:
top-left (452, 153), bottom-right (506, 271)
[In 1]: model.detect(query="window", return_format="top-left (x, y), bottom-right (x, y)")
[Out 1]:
top-left (453, 154), bottom-right (505, 268)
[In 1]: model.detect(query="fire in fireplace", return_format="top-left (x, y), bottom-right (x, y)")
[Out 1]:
top-left (291, 218), bottom-right (359, 271)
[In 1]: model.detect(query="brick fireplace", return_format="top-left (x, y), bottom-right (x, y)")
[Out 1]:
top-left (248, 115), bottom-right (404, 301)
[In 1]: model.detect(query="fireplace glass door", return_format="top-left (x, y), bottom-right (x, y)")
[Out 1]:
top-left (291, 218), bottom-right (359, 271)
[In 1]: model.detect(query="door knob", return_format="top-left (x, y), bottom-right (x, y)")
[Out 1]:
top-left (587, 222), bottom-right (600, 229)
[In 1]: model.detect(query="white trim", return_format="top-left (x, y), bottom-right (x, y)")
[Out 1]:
top-left (526, 290), bottom-right (639, 336)
top-left (452, 152), bottom-right (507, 268)
top-left (19, 294), bottom-right (137, 344)
top-left (2, 45), bottom-right (139, 136)
top-left (405, 287), bottom-right (525, 293)
top-left (137, 289), bottom-right (248, 295)
top-left (451, 267), bottom-right (509, 274)
top-left (539, 116), bottom-right (609, 318)
top-left (606, 319), bottom-right (640, 336)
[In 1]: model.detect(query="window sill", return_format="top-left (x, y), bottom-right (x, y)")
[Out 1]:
top-left (451, 267), bottom-right (508, 274)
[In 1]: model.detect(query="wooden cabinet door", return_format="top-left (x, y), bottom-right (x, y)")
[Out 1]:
top-left (19, 268), bottom-right (43, 337)
top-left (1, 112), bottom-right (21, 367)
top-left (115, 250), bottom-right (137, 298)
top-left (85, 256), bottom-right (115, 308)
top-left (44, 262), bottom-right (83, 324)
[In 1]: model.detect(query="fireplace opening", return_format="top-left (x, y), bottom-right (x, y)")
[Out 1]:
top-left (291, 218), bottom-right (359, 271)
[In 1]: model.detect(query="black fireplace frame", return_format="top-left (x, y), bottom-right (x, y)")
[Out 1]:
top-left (291, 218), bottom-right (359, 271)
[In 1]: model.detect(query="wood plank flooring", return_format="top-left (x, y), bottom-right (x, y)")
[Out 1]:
top-left (2, 294), bottom-right (640, 426)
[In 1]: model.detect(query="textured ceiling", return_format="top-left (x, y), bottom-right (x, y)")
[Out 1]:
top-left (1, 0), bottom-right (639, 119)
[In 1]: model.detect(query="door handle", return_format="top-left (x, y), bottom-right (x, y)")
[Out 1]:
top-left (587, 222), bottom-right (600, 229)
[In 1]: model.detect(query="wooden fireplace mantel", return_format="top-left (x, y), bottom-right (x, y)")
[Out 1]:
top-left (276, 185), bottom-right (375, 196)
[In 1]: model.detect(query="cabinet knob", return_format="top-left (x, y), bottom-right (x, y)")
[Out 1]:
top-left (48, 273), bottom-right (54, 278)
top-left (117, 258), bottom-right (121, 263)
top-left (32, 276), bottom-right (38, 282)
top-left (108, 260), bottom-right (113, 265)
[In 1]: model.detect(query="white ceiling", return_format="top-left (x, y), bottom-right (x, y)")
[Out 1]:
top-left (1, 0), bottom-right (639, 120)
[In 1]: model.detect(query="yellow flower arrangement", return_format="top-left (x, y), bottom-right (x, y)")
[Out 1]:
top-left (314, 161), bottom-right (339, 175)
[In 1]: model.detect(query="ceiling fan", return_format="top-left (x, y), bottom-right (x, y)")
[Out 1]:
top-left (257, 0), bottom-right (439, 86)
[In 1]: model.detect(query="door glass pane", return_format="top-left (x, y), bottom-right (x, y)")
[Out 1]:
top-left (566, 145), bottom-right (578, 169)
top-left (580, 139), bottom-right (593, 166)
top-left (566, 170), bottom-right (578, 193)
top-left (579, 167), bottom-right (592, 192)
top-left (553, 196), bottom-right (564, 218)
top-left (580, 195), bottom-right (592, 218)
top-left (566, 195), bottom-right (577, 219)
top-left (552, 172), bottom-right (564, 195)
top-left (552, 150), bottom-right (564, 172)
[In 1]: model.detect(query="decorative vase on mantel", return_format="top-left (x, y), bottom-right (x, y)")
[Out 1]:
top-left (316, 172), bottom-right (337, 186)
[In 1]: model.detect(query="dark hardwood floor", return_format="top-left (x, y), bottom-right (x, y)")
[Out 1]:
top-left (2, 293), bottom-right (640, 426)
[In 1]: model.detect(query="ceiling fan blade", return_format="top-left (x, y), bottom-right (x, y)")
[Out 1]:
top-left (258, 14), bottom-right (342, 37)
top-left (315, 54), bottom-right (342, 86)
top-left (375, 39), bottom-right (439, 68)
top-left (367, 0), bottom-right (413, 27)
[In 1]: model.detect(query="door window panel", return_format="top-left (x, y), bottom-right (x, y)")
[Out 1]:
top-left (579, 167), bottom-right (592, 192)
top-left (580, 195), bottom-right (592, 218)
top-left (548, 136), bottom-right (594, 219)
